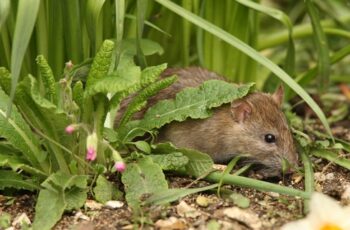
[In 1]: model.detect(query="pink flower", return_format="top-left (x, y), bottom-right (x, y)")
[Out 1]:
top-left (114, 162), bottom-right (126, 172)
top-left (65, 124), bottom-right (75, 134)
top-left (86, 132), bottom-right (98, 161)
top-left (86, 147), bottom-right (96, 161)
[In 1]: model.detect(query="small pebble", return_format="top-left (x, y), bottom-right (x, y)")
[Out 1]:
top-left (105, 200), bottom-right (124, 209)
top-left (196, 196), bottom-right (209, 207)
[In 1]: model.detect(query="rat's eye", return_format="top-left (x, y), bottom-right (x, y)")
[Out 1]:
top-left (264, 134), bottom-right (276, 143)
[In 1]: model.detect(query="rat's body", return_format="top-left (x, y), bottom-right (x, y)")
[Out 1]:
top-left (116, 67), bottom-right (298, 177)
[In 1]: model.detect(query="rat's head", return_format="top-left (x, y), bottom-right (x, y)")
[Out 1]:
top-left (224, 86), bottom-right (298, 177)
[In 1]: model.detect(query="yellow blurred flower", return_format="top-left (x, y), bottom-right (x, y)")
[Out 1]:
top-left (282, 193), bottom-right (350, 230)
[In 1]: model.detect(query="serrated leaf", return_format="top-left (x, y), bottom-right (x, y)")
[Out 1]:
top-left (121, 156), bottom-right (168, 209)
top-left (0, 170), bottom-right (40, 191)
top-left (85, 66), bottom-right (141, 97)
top-left (145, 184), bottom-right (218, 205)
top-left (86, 40), bottom-right (115, 89)
top-left (36, 55), bottom-right (57, 103)
top-left (138, 81), bottom-right (254, 130)
top-left (150, 152), bottom-right (189, 170)
top-left (93, 175), bottom-right (121, 204)
top-left (140, 63), bottom-right (167, 87)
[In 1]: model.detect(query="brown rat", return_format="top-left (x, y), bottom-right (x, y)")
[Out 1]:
top-left (116, 67), bottom-right (298, 177)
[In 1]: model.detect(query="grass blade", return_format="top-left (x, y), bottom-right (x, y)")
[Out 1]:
top-left (7, 0), bottom-right (40, 117)
top-left (48, 0), bottom-right (64, 78)
top-left (136, 0), bottom-right (147, 68)
top-left (155, 0), bottom-right (334, 140)
top-left (0, 0), bottom-right (10, 30)
top-left (86, 0), bottom-right (106, 53)
top-left (62, 0), bottom-right (83, 64)
top-left (235, 0), bottom-right (295, 75)
top-left (305, 0), bottom-right (330, 92)
top-left (114, 0), bottom-right (125, 68)
top-left (205, 171), bottom-right (309, 199)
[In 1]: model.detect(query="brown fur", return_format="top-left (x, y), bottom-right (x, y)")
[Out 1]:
top-left (116, 67), bottom-right (298, 177)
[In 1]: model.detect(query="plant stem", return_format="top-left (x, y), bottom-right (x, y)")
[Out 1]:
top-left (300, 149), bottom-right (314, 213)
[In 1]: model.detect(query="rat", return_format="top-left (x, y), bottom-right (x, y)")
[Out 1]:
top-left (116, 67), bottom-right (298, 177)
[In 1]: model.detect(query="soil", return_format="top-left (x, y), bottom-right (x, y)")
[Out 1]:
top-left (1, 123), bottom-right (350, 230)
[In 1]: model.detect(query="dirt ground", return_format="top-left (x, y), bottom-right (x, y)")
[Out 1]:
top-left (1, 123), bottom-right (350, 230)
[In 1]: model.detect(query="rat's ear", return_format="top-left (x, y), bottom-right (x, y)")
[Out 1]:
top-left (231, 100), bottom-right (252, 122)
top-left (272, 85), bottom-right (284, 107)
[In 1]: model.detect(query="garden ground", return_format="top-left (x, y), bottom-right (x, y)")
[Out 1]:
top-left (1, 122), bottom-right (350, 230)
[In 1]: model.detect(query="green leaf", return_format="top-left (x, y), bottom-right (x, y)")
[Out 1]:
top-left (36, 55), bottom-right (57, 103)
top-left (0, 87), bottom-right (47, 171)
top-left (179, 148), bottom-right (214, 177)
top-left (42, 171), bottom-right (88, 191)
top-left (134, 141), bottom-right (151, 154)
top-left (138, 80), bottom-right (254, 131)
top-left (32, 189), bottom-right (66, 230)
top-left (7, 0), bottom-right (40, 117)
top-left (86, 39), bottom-right (115, 89)
top-left (152, 143), bottom-right (214, 178)
top-left (72, 81), bottom-right (84, 110)
top-left (118, 39), bottom-right (164, 70)
top-left (305, 0), bottom-right (330, 91)
top-left (33, 171), bottom-right (88, 230)
top-left (121, 156), bottom-right (168, 209)
top-left (86, 0), bottom-right (106, 52)
top-left (140, 63), bottom-right (168, 87)
top-left (93, 175), bottom-right (121, 204)
top-left (0, 0), bottom-right (10, 31)
top-left (145, 184), bottom-right (218, 205)
top-left (0, 170), bottom-right (40, 191)
top-left (85, 66), bottom-right (141, 97)
top-left (19, 76), bottom-right (73, 172)
top-left (150, 152), bottom-right (189, 170)
top-left (103, 127), bottom-right (119, 143)
top-left (0, 151), bottom-right (47, 177)
top-left (0, 67), bottom-right (11, 94)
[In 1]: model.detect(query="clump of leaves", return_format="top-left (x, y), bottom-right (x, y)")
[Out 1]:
top-left (0, 38), bottom-right (256, 228)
